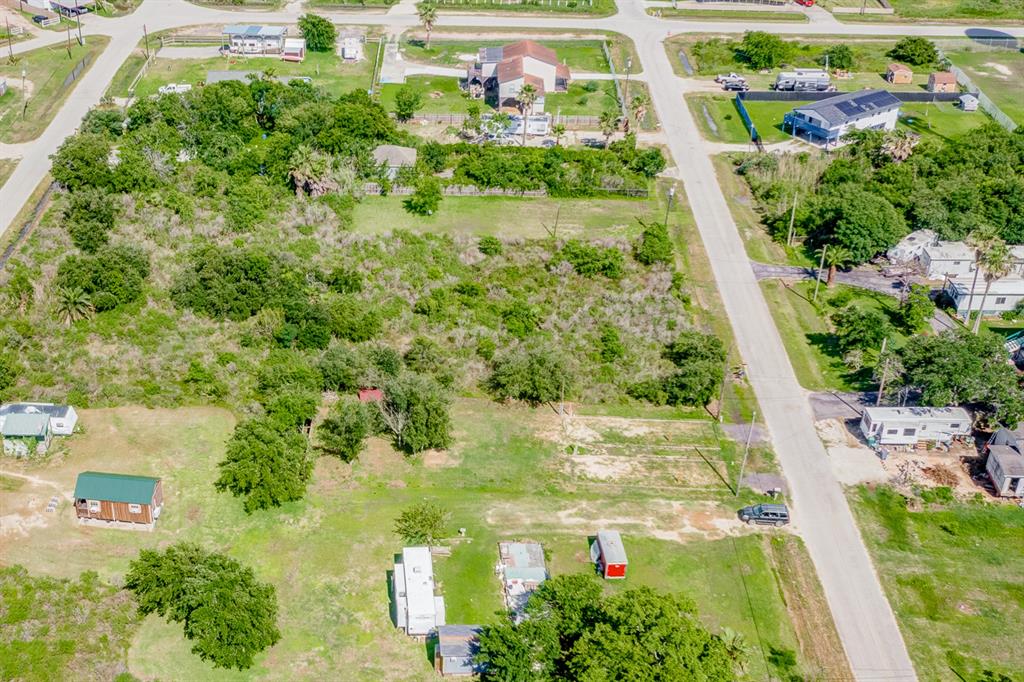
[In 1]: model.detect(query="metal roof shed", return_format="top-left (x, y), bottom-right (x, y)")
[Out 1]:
top-left (595, 530), bottom-right (628, 579)
top-left (2, 412), bottom-right (50, 437)
top-left (73, 472), bottom-right (160, 505)
top-left (435, 625), bottom-right (482, 676)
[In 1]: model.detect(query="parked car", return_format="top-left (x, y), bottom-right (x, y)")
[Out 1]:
top-left (794, 0), bottom-right (814, 7)
top-left (31, 15), bottom-right (48, 24)
top-left (722, 81), bottom-right (750, 92)
top-left (715, 73), bottom-right (746, 84)
top-left (158, 83), bottom-right (193, 95)
top-left (738, 503), bottom-right (790, 527)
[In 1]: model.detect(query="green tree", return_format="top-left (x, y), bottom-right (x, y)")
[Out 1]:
top-left (599, 109), bottom-right (620, 148)
top-left (403, 175), bottom-right (442, 216)
top-left (297, 14), bottom-right (337, 52)
top-left (54, 286), bottom-right (94, 325)
top-left (832, 305), bottom-right (891, 354)
top-left (626, 93), bottom-right (650, 134)
top-left (659, 330), bottom-right (727, 407)
top-left (393, 501), bottom-right (450, 545)
top-left (124, 543), bottom-right (280, 670)
top-left (888, 37), bottom-right (938, 66)
top-left (0, 354), bottom-right (18, 393)
top-left (317, 398), bottom-right (369, 461)
top-left (378, 372), bottom-right (453, 453)
top-left (488, 347), bottom-right (574, 405)
top-left (972, 239), bottom-right (1014, 334)
top-left (633, 219), bottom-right (673, 265)
top-left (819, 44), bottom-right (854, 70)
top-left (810, 186), bottom-right (907, 264)
top-left (516, 83), bottom-right (539, 147)
top-left (478, 235), bottom-right (503, 256)
top-left (896, 284), bottom-right (933, 332)
top-left (417, 2), bottom-right (438, 49)
top-left (896, 330), bottom-right (1024, 425)
top-left (551, 123), bottom-right (566, 146)
top-left (394, 85), bottom-right (423, 122)
top-left (597, 324), bottom-right (625, 363)
top-left (214, 417), bottom-right (313, 513)
top-left (821, 244), bottom-right (852, 287)
top-left (738, 31), bottom-right (791, 69)
top-left (50, 133), bottom-right (112, 191)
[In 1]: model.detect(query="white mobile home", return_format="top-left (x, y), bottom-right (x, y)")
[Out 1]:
top-left (921, 241), bottom-right (975, 279)
top-left (887, 229), bottom-right (936, 265)
top-left (392, 547), bottom-right (445, 637)
top-left (859, 406), bottom-right (972, 446)
top-left (943, 276), bottom-right (1024, 316)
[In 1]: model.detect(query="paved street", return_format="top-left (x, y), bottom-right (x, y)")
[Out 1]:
top-left (2, 2), bottom-right (1023, 678)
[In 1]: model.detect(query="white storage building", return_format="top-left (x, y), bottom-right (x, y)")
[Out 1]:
top-left (921, 241), bottom-right (975, 279)
top-left (859, 406), bottom-right (971, 446)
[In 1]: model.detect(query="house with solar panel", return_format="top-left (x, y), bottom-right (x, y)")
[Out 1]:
top-left (74, 472), bottom-right (164, 529)
top-left (783, 89), bottom-right (902, 147)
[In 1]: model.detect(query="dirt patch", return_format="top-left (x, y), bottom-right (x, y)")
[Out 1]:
top-left (816, 418), bottom-right (887, 486)
top-left (769, 537), bottom-right (854, 680)
top-left (421, 447), bottom-right (460, 469)
top-left (982, 61), bottom-right (1012, 77)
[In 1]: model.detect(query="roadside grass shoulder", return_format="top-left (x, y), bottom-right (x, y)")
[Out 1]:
top-left (0, 38), bottom-right (110, 143)
top-left (649, 7), bottom-right (809, 22)
top-left (851, 485), bottom-right (1024, 680)
top-left (0, 158), bottom-right (16, 188)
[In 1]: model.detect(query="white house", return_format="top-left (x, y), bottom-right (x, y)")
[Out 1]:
top-left (466, 40), bottom-right (570, 114)
top-left (859, 406), bottom-right (972, 447)
top-left (392, 547), bottom-right (445, 637)
top-left (783, 89), bottom-right (901, 147)
top-left (281, 38), bottom-right (305, 63)
top-left (959, 94), bottom-right (979, 112)
top-left (887, 229), bottom-right (937, 265)
top-left (0, 403), bottom-right (78, 436)
top-left (943, 276), bottom-right (1024, 316)
top-left (338, 29), bottom-right (365, 61)
top-left (985, 429), bottom-right (1024, 497)
top-left (223, 25), bottom-right (288, 55)
top-left (921, 241), bottom-right (976, 279)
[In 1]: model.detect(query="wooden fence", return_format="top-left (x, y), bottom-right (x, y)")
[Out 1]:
top-left (410, 112), bottom-right (603, 128)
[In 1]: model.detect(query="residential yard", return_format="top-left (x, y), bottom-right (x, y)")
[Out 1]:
top-left (545, 79), bottom-right (618, 116)
top-left (887, 0), bottom-right (1024, 21)
top-left (105, 51), bottom-right (148, 98)
top-left (128, 50), bottom-right (378, 99)
top-left (760, 280), bottom-right (904, 392)
top-left (379, 75), bottom-right (469, 115)
top-left (944, 46), bottom-right (1024, 126)
top-left (0, 38), bottom-right (109, 143)
top-left (897, 101), bottom-right (993, 143)
top-left (401, 38), bottom-right (611, 73)
top-left (648, 8), bottom-right (809, 22)
top-left (851, 486), bottom-right (1024, 680)
top-left (0, 400), bottom-right (846, 680)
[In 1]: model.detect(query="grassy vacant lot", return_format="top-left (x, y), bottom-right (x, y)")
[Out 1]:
top-left (0, 38), bottom-right (109, 143)
top-left (127, 50), bottom-right (378, 99)
top-left (546, 79), bottom-right (618, 116)
top-left (889, 0), bottom-right (1024, 21)
top-left (401, 38), bottom-right (611, 73)
top-left (379, 75), bottom-right (468, 115)
top-left (852, 486), bottom-right (1024, 680)
top-left (944, 47), bottom-right (1024, 126)
top-left (432, 0), bottom-right (616, 16)
top-left (351, 194), bottom-right (660, 238)
top-left (649, 8), bottom-right (809, 22)
top-left (760, 281), bottom-right (903, 392)
top-left (0, 399), bottom-right (845, 680)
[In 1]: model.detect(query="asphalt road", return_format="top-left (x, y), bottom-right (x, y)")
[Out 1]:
top-left (4, 2), bottom-right (1024, 678)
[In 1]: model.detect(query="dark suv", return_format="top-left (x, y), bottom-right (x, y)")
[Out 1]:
top-left (738, 503), bottom-right (790, 527)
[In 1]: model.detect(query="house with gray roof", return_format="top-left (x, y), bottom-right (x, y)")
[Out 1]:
top-left (985, 429), bottom-right (1024, 498)
top-left (434, 625), bottom-right (482, 676)
top-left (223, 25), bottom-right (288, 55)
top-left (783, 89), bottom-right (902, 147)
top-left (0, 402), bottom-right (78, 436)
top-left (498, 541), bottom-right (548, 620)
top-left (2, 413), bottom-right (51, 457)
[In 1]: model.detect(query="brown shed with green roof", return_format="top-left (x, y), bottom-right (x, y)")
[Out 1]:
top-left (74, 471), bottom-right (163, 526)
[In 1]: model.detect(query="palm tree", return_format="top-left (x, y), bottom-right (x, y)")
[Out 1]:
top-left (417, 2), bottom-right (437, 50)
top-left (289, 145), bottom-right (334, 197)
top-left (598, 109), bottom-right (620, 148)
top-left (719, 628), bottom-right (751, 675)
top-left (880, 129), bottom-right (919, 163)
top-left (55, 287), bottom-right (94, 325)
top-left (972, 240), bottom-right (1013, 334)
top-left (551, 123), bottom-right (566, 146)
top-left (626, 93), bottom-right (650, 134)
top-left (822, 245), bottom-right (852, 287)
top-left (516, 83), bottom-right (538, 147)
top-left (964, 225), bottom-right (1000, 322)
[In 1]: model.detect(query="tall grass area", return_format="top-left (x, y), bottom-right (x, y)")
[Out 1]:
top-left (852, 486), bottom-right (1024, 680)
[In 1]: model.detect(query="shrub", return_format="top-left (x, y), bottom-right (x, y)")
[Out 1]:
top-left (403, 176), bottom-right (442, 215)
top-left (256, 350), bottom-right (323, 396)
top-left (597, 324), bottom-right (625, 363)
top-left (888, 37), bottom-right (937, 66)
top-left (297, 14), bottom-right (337, 52)
top-left (488, 347), bottom-right (573, 405)
top-left (819, 44), bottom-right (854, 70)
top-left (393, 501), bottom-right (450, 545)
top-left (0, 354), bottom-right (18, 393)
top-left (182, 360), bottom-right (226, 399)
top-left (327, 266), bottom-right (363, 294)
top-left (633, 219), bottom-right (673, 266)
top-left (328, 295), bottom-right (382, 342)
top-left (558, 240), bottom-right (624, 279)
top-left (317, 398), bottom-right (369, 461)
top-left (54, 245), bottom-right (149, 310)
top-left (478, 235), bottom-right (503, 256)
top-left (501, 300), bottom-right (539, 338)
top-left (394, 85), bottom-right (423, 122)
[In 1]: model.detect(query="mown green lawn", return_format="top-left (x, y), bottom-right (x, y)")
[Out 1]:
top-left (432, 0), bottom-right (616, 16)
top-left (545, 79), bottom-right (618, 116)
top-left (650, 7), bottom-right (809, 22)
top-left (130, 50), bottom-right (377, 99)
top-left (944, 47), bottom-right (1024, 126)
top-left (897, 102), bottom-right (993, 143)
top-left (852, 486), bottom-right (1024, 680)
top-left (888, 0), bottom-right (1024, 21)
top-left (0, 38), bottom-right (109, 143)
top-left (401, 39), bottom-right (611, 74)
top-left (1, 398), bottom-right (822, 681)
top-left (686, 95), bottom-right (796, 145)
top-left (379, 75), bottom-right (470, 115)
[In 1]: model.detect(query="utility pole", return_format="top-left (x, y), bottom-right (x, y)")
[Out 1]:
top-left (663, 186), bottom-right (675, 226)
top-left (736, 410), bottom-right (757, 496)
top-left (143, 24), bottom-right (150, 59)
top-left (875, 337), bottom-right (888, 406)
top-left (5, 18), bottom-right (13, 62)
top-left (66, 23), bottom-right (72, 59)
top-left (75, 3), bottom-right (83, 46)
top-left (813, 244), bottom-right (828, 302)
top-left (21, 67), bottom-right (27, 119)
top-left (624, 56), bottom-right (632, 108)
top-left (786, 192), bottom-right (799, 247)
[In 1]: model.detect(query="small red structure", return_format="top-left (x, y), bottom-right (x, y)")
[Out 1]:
top-left (357, 387), bottom-right (384, 403)
top-left (595, 530), bottom-right (628, 579)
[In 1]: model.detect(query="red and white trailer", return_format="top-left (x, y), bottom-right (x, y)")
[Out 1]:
top-left (595, 530), bottom-right (628, 579)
